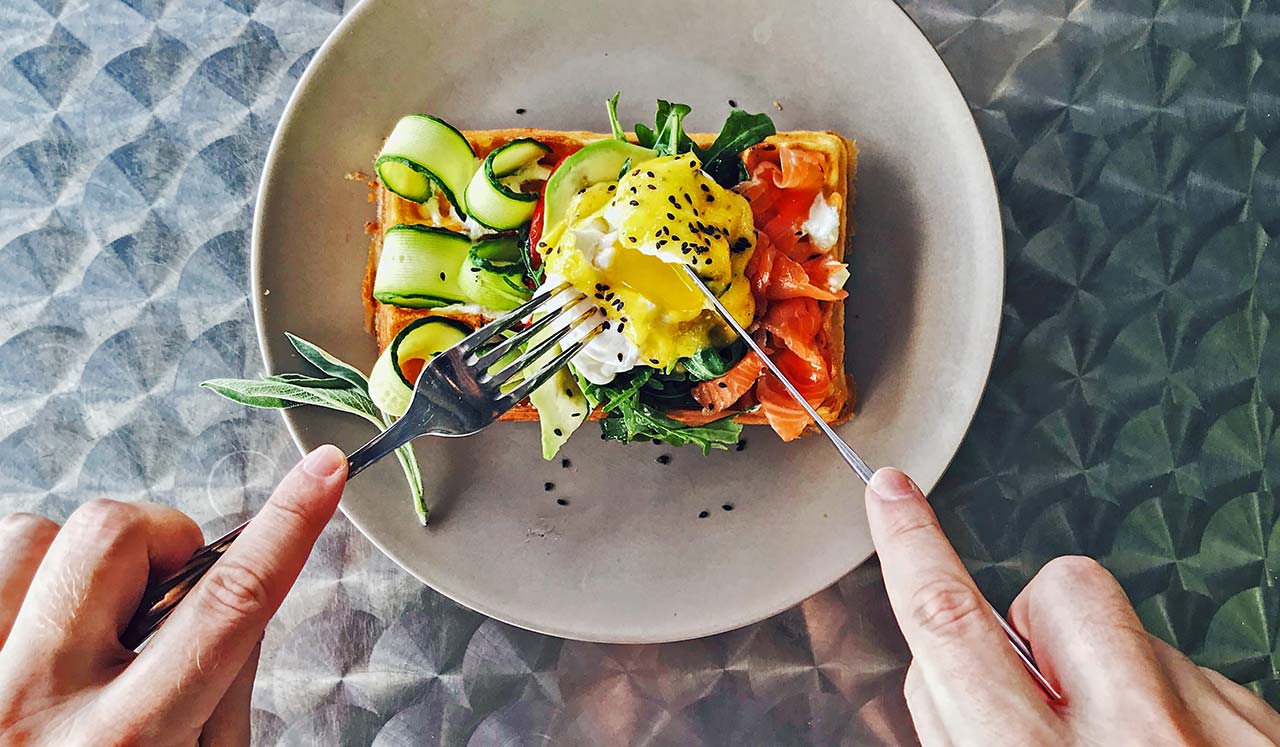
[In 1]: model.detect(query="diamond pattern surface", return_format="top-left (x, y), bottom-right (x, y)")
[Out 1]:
top-left (1, 0), bottom-right (1278, 744)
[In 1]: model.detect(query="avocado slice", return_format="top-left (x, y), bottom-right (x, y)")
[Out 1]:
top-left (544, 139), bottom-right (656, 231)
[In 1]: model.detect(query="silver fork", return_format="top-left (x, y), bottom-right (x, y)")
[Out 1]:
top-left (121, 282), bottom-right (599, 649)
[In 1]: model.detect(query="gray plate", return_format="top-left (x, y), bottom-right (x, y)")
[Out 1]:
top-left (253, 0), bottom-right (1002, 643)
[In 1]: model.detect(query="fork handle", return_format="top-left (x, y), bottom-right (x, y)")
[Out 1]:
top-left (120, 423), bottom-right (421, 650)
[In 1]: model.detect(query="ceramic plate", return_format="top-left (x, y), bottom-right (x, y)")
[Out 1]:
top-left (253, 0), bottom-right (1003, 642)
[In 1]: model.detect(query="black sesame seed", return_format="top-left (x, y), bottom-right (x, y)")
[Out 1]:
top-left (439, 271), bottom-right (446, 281)
top-left (544, 482), bottom-right (555, 491)
top-left (704, 257), bottom-right (713, 265)
top-left (594, 293), bottom-right (604, 299)
top-left (628, 199), bottom-right (639, 206)
top-left (565, 387), bottom-right (574, 396)
top-left (651, 438), bottom-right (662, 445)
top-left (470, 267), bottom-right (481, 273)
top-left (683, 193), bottom-right (693, 204)
top-left (736, 440), bottom-right (747, 451)
top-left (728, 99), bottom-right (738, 107)
top-left (607, 184), bottom-right (616, 191)
top-left (553, 428), bottom-right (563, 436)
top-left (671, 235), bottom-right (681, 242)
top-left (666, 212), bottom-right (675, 220)
top-left (656, 454), bottom-right (671, 465)
top-left (628, 236), bottom-right (637, 243)
top-left (577, 188), bottom-right (585, 195)
top-left (722, 503), bottom-right (734, 511)
top-left (605, 292), bottom-right (615, 300)
top-left (630, 186), bottom-right (637, 193)
top-left (632, 169), bottom-right (640, 176)
top-left (718, 382), bottom-right (728, 388)
top-left (646, 170), bottom-right (655, 177)
top-left (700, 183), bottom-right (710, 192)
top-left (681, 246), bottom-right (691, 254)
top-left (707, 195), bottom-right (715, 203)
top-left (617, 353), bottom-right (624, 362)
top-left (617, 322), bottom-right (625, 332)
top-left (668, 195), bottom-right (680, 206)
top-left (516, 107), bottom-right (527, 114)
top-left (556, 498), bottom-right (568, 506)
top-left (794, 230), bottom-right (803, 237)
top-left (698, 510), bottom-right (710, 518)
top-left (657, 239), bottom-right (667, 246)
top-left (561, 458), bottom-right (571, 468)
top-left (601, 321), bottom-right (610, 331)
top-left (647, 184), bottom-right (657, 190)
top-left (538, 241), bottom-right (547, 248)
top-left (596, 283), bottom-right (607, 291)
top-left (571, 412), bottom-right (581, 418)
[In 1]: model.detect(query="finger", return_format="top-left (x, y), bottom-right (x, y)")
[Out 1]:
top-left (1009, 556), bottom-right (1189, 732)
top-left (0, 513), bottom-right (60, 646)
top-left (1, 500), bottom-right (202, 673)
top-left (903, 661), bottom-right (953, 747)
top-left (865, 469), bottom-right (1058, 736)
top-left (1199, 667), bottom-right (1280, 743)
top-left (111, 445), bottom-right (345, 733)
top-left (1148, 636), bottom-right (1280, 745)
top-left (199, 642), bottom-right (260, 747)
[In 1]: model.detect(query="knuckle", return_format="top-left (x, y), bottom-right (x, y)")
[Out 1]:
top-left (63, 499), bottom-right (137, 545)
top-left (0, 512), bottom-right (58, 539)
top-left (198, 560), bottom-right (275, 623)
top-left (1038, 555), bottom-right (1111, 587)
top-left (909, 576), bottom-right (986, 638)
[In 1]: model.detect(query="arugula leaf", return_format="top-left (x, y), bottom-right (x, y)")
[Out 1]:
top-left (202, 336), bottom-right (430, 524)
top-left (634, 123), bottom-right (656, 149)
top-left (616, 156), bottom-right (633, 182)
top-left (518, 226), bottom-right (544, 285)
top-left (701, 110), bottom-right (775, 187)
top-left (606, 92), bottom-right (626, 141)
top-left (583, 369), bottom-right (742, 454)
top-left (652, 100), bottom-right (695, 158)
top-left (682, 348), bottom-right (731, 381)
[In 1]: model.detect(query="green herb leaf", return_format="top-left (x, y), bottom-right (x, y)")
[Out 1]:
top-left (286, 333), bottom-right (370, 389)
top-left (701, 110), bottom-right (775, 187)
top-left (652, 100), bottom-right (693, 158)
top-left (518, 226), bottom-right (544, 285)
top-left (583, 369), bottom-right (742, 453)
top-left (202, 379), bottom-right (382, 421)
top-left (606, 92), bottom-right (626, 141)
top-left (616, 156), bottom-right (633, 181)
top-left (202, 336), bottom-right (432, 524)
top-left (634, 123), bottom-right (656, 149)
top-left (682, 347), bottom-right (730, 381)
top-left (265, 373), bottom-right (353, 391)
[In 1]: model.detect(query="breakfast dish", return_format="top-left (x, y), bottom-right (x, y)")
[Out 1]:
top-left (362, 98), bottom-right (857, 458)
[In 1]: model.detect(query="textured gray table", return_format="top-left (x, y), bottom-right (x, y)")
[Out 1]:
top-left (4, 0), bottom-right (1278, 744)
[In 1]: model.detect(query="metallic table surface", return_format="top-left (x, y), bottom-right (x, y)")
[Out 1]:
top-left (2, 0), bottom-right (1278, 743)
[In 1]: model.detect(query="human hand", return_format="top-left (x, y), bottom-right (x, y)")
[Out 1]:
top-left (0, 444), bottom-right (347, 746)
top-left (865, 467), bottom-right (1280, 746)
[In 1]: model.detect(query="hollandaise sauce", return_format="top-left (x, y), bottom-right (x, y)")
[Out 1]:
top-left (541, 153), bottom-right (756, 370)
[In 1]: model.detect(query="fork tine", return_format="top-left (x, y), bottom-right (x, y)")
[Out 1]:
top-left (455, 281), bottom-right (571, 357)
top-left (469, 291), bottom-right (587, 372)
top-left (497, 324), bottom-right (608, 407)
top-left (484, 307), bottom-right (599, 389)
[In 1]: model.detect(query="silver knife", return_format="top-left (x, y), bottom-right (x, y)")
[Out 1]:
top-left (681, 264), bottom-right (1062, 702)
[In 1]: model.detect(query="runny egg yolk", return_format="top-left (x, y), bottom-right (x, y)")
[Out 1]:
top-left (541, 153), bottom-right (757, 369)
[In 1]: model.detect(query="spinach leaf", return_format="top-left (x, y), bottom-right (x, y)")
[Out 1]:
top-left (681, 347), bottom-right (731, 381)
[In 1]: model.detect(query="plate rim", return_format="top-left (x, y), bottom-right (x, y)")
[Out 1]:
top-left (250, 0), bottom-right (1005, 642)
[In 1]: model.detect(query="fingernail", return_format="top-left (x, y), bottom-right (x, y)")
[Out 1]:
top-left (868, 468), bottom-right (918, 501)
top-left (302, 444), bottom-right (347, 479)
